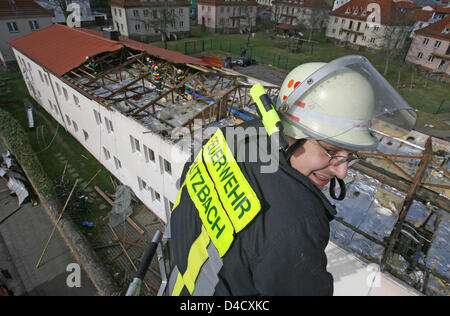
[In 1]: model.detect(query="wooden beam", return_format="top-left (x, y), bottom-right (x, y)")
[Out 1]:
top-left (85, 52), bottom-right (145, 86)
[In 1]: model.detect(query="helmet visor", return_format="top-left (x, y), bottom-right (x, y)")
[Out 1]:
top-left (279, 55), bottom-right (417, 146)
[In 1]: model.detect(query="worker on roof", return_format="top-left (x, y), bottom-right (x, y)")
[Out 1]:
top-left (163, 55), bottom-right (417, 296)
top-left (86, 56), bottom-right (98, 75)
top-left (153, 65), bottom-right (162, 95)
top-left (175, 69), bottom-right (185, 101)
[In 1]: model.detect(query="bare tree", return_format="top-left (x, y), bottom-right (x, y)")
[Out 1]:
top-left (372, 11), bottom-right (412, 75)
top-left (304, 0), bottom-right (330, 54)
top-left (138, 3), bottom-right (179, 49)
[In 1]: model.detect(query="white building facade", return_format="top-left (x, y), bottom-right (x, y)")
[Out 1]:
top-left (12, 47), bottom-right (190, 223)
top-left (110, 0), bottom-right (191, 42)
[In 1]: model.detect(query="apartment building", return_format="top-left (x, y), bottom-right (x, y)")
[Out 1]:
top-left (110, 0), bottom-right (191, 42)
top-left (271, 0), bottom-right (331, 29)
top-left (326, 0), bottom-right (410, 51)
top-left (197, 0), bottom-right (257, 32)
top-left (406, 15), bottom-right (450, 74)
top-left (0, 0), bottom-right (52, 63)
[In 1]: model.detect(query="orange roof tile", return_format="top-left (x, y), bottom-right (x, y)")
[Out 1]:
top-left (9, 24), bottom-right (123, 77)
top-left (9, 24), bottom-right (211, 77)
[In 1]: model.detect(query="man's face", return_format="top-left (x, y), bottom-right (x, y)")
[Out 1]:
top-left (288, 138), bottom-right (351, 188)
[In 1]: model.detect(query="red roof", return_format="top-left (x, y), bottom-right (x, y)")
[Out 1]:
top-left (0, 0), bottom-right (52, 19)
top-left (415, 15), bottom-right (450, 41)
top-left (331, 0), bottom-right (407, 25)
top-left (9, 24), bottom-right (211, 77)
top-left (395, 1), bottom-right (419, 9)
top-left (407, 9), bottom-right (434, 22)
top-left (276, 24), bottom-right (294, 29)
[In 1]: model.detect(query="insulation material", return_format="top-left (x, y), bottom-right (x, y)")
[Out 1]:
top-left (6, 177), bottom-right (28, 205)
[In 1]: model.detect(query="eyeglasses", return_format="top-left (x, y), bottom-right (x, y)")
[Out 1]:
top-left (313, 140), bottom-right (360, 167)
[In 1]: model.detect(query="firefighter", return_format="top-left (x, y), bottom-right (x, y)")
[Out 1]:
top-left (153, 65), bottom-right (162, 95)
top-left (147, 57), bottom-right (156, 72)
top-left (175, 69), bottom-right (185, 101)
top-left (164, 55), bottom-right (416, 296)
top-left (86, 56), bottom-right (98, 75)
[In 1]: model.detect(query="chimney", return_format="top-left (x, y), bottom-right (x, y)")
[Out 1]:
top-left (103, 28), bottom-right (119, 41)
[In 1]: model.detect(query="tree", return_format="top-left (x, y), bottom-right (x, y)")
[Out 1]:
top-left (138, 3), bottom-right (180, 49)
top-left (304, 0), bottom-right (330, 54)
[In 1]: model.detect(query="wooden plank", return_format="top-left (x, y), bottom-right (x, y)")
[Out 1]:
top-left (352, 161), bottom-right (450, 213)
top-left (381, 137), bottom-right (434, 268)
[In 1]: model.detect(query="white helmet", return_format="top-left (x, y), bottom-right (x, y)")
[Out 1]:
top-left (276, 55), bottom-right (416, 151)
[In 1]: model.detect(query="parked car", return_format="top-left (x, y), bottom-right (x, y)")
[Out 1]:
top-left (233, 56), bottom-right (256, 67)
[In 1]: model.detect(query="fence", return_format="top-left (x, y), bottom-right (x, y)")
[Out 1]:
top-left (168, 39), bottom-right (302, 70)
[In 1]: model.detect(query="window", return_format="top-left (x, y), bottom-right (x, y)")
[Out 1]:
top-left (44, 74), bottom-right (49, 86)
top-left (423, 38), bottom-right (429, 45)
top-left (93, 109), bottom-right (102, 125)
top-left (73, 94), bottom-right (79, 106)
top-left (103, 147), bottom-right (111, 160)
top-left (427, 55), bottom-right (434, 62)
top-left (374, 25), bottom-right (379, 32)
top-left (155, 190), bottom-right (161, 202)
top-left (434, 40), bottom-right (441, 48)
top-left (114, 156), bottom-right (122, 169)
top-left (38, 70), bottom-right (44, 83)
top-left (83, 130), bottom-right (89, 141)
top-left (65, 115), bottom-right (71, 126)
top-left (164, 159), bottom-right (172, 175)
top-left (143, 9), bottom-right (148, 17)
top-left (72, 120), bottom-right (79, 132)
top-left (144, 145), bottom-right (155, 163)
top-left (29, 20), bottom-right (39, 31)
top-left (362, 35), bottom-right (366, 41)
top-left (138, 177), bottom-right (151, 192)
top-left (7, 22), bottom-right (18, 33)
top-left (135, 24), bottom-right (141, 31)
top-left (63, 87), bottom-right (69, 101)
top-left (55, 82), bottom-right (61, 95)
top-left (417, 52), bottom-right (423, 59)
top-left (130, 135), bottom-right (141, 153)
top-left (105, 118), bottom-right (114, 134)
top-left (133, 10), bottom-right (139, 17)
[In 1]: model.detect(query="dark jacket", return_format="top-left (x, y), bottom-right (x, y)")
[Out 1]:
top-left (169, 119), bottom-right (336, 295)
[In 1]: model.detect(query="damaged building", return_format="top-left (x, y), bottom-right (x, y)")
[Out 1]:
top-left (8, 24), bottom-right (450, 295)
top-left (9, 23), bottom-right (276, 224)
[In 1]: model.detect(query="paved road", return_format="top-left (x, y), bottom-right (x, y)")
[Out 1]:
top-left (0, 140), bottom-right (98, 296)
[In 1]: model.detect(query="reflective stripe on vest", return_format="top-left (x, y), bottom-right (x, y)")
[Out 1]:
top-left (186, 148), bottom-right (234, 257)
top-left (202, 129), bottom-right (261, 233)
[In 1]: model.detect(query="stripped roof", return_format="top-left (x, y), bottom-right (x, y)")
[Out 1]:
top-left (0, 0), bottom-right (52, 19)
top-left (9, 24), bottom-right (211, 77)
